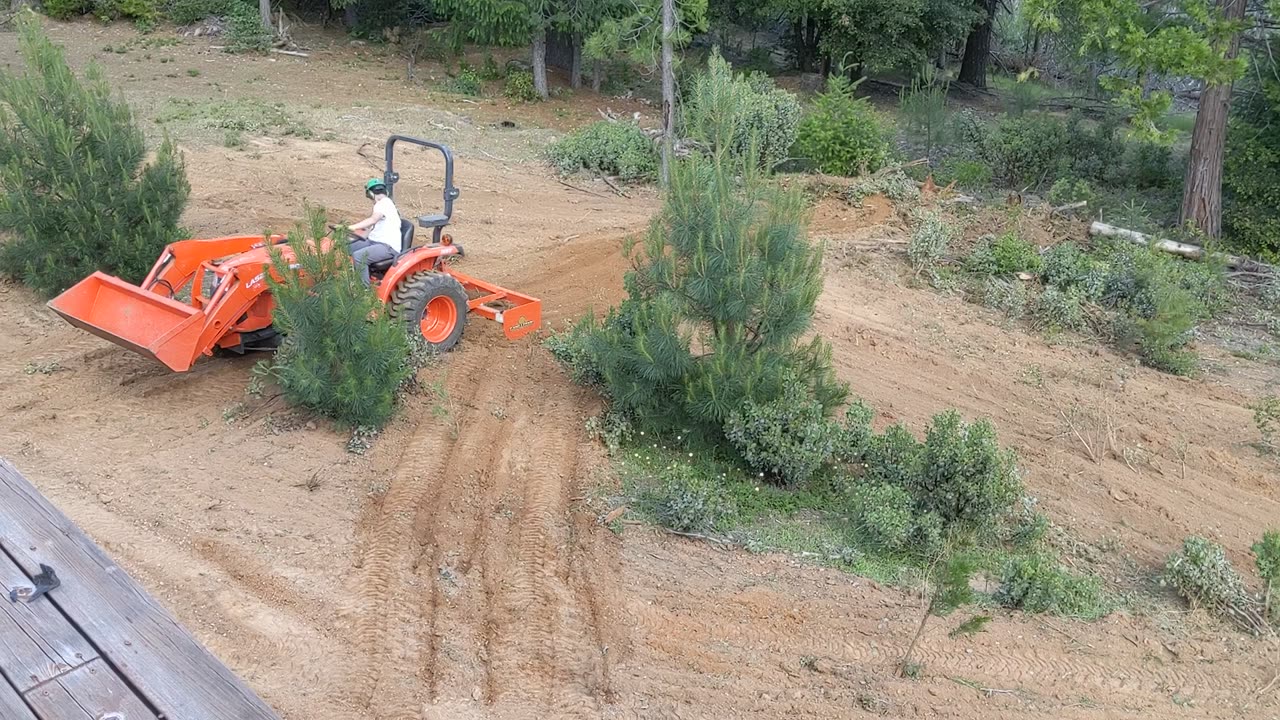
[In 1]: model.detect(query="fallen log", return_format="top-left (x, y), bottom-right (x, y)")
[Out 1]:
top-left (1088, 221), bottom-right (1275, 276)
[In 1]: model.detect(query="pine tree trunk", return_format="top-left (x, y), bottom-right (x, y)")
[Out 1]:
top-left (899, 600), bottom-right (934, 677)
top-left (532, 26), bottom-right (549, 99)
top-left (570, 35), bottom-right (582, 89)
top-left (1179, 0), bottom-right (1247, 239)
top-left (958, 0), bottom-right (996, 88)
top-left (661, 0), bottom-right (675, 186)
top-left (259, 0), bottom-right (271, 31)
top-left (592, 60), bottom-right (602, 92)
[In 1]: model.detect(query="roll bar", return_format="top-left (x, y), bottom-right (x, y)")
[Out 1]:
top-left (383, 135), bottom-right (460, 245)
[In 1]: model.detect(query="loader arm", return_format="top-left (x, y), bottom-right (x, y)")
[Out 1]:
top-left (142, 235), bottom-right (285, 299)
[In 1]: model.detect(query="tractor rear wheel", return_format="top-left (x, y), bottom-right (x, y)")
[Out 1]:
top-left (389, 271), bottom-right (468, 352)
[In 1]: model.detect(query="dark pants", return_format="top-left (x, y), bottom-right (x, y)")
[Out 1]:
top-left (349, 239), bottom-right (396, 286)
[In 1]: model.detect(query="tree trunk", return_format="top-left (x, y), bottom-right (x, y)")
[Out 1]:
top-left (570, 35), bottom-right (582, 89)
top-left (958, 0), bottom-right (997, 87)
top-left (899, 600), bottom-right (934, 677)
top-left (1179, 0), bottom-right (1247, 239)
top-left (259, 0), bottom-right (271, 30)
top-left (343, 4), bottom-right (357, 28)
top-left (661, 0), bottom-right (675, 186)
top-left (592, 60), bottom-right (603, 92)
top-left (532, 27), bottom-right (549, 99)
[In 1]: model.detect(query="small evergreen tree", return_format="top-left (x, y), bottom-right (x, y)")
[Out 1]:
top-left (582, 149), bottom-right (846, 442)
top-left (258, 207), bottom-right (414, 429)
top-left (0, 13), bottom-right (189, 297)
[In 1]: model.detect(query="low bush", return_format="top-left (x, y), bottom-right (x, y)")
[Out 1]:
top-left (546, 121), bottom-right (657, 182)
top-left (793, 74), bottom-right (893, 176)
top-left (725, 375), bottom-right (842, 485)
top-left (907, 210), bottom-right (954, 277)
top-left (0, 17), bottom-right (190, 297)
top-left (1032, 285), bottom-right (1088, 332)
top-left (446, 64), bottom-right (482, 96)
top-left (645, 463), bottom-right (736, 533)
top-left (225, 0), bottom-right (272, 52)
top-left (260, 209), bottom-right (414, 429)
top-left (1041, 242), bottom-right (1103, 296)
top-left (966, 233), bottom-right (1042, 276)
top-left (848, 482), bottom-right (943, 557)
top-left (479, 53), bottom-right (504, 81)
top-left (166, 0), bottom-right (231, 24)
top-left (938, 158), bottom-right (993, 189)
top-left (42, 0), bottom-right (91, 19)
top-left (504, 70), bottom-right (539, 102)
top-left (913, 410), bottom-right (1022, 534)
top-left (1249, 395), bottom-right (1279, 451)
top-left (544, 316), bottom-right (605, 389)
top-left (1047, 177), bottom-right (1096, 207)
top-left (982, 276), bottom-right (1027, 319)
top-left (862, 424), bottom-right (923, 489)
top-left (996, 554), bottom-right (1111, 619)
top-left (1253, 531), bottom-right (1280, 621)
top-left (1163, 536), bottom-right (1267, 634)
top-left (681, 50), bottom-right (802, 170)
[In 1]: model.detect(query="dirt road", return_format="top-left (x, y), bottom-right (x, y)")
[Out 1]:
top-left (1, 20), bottom-right (1278, 720)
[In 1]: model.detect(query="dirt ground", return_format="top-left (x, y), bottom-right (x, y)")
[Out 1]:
top-left (1, 20), bottom-right (1279, 720)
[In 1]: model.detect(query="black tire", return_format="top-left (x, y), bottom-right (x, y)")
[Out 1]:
top-left (389, 271), bottom-right (468, 352)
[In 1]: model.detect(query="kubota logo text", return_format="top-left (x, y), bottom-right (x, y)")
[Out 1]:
top-left (512, 316), bottom-right (533, 330)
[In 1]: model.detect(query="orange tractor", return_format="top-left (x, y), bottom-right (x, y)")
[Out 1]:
top-left (47, 136), bottom-right (541, 372)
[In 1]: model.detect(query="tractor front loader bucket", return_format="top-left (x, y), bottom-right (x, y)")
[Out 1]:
top-left (48, 272), bottom-right (206, 372)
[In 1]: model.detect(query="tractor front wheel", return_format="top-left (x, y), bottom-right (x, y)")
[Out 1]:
top-left (389, 271), bottom-right (468, 352)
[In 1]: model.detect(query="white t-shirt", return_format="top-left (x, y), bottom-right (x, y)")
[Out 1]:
top-left (367, 196), bottom-right (401, 251)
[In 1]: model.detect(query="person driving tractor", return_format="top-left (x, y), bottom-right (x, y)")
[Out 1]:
top-left (347, 178), bottom-right (401, 286)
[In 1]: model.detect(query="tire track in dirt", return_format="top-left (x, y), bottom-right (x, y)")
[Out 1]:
top-left (348, 347), bottom-right (503, 718)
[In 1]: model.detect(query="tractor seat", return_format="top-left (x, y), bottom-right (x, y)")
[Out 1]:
top-left (368, 219), bottom-right (416, 276)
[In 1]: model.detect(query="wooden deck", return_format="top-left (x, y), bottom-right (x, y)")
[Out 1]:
top-left (0, 458), bottom-right (278, 720)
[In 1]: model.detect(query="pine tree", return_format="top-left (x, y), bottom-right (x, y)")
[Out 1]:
top-left (584, 147), bottom-right (846, 441)
top-left (0, 12), bottom-right (189, 297)
top-left (259, 206), bottom-right (414, 429)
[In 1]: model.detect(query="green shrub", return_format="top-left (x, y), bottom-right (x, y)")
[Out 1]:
top-left (1163, 536), bottom-right (1267, 634)
top-left (912, 410), bottom-right (1022, 534)
top-left (967, 233), bottom-right (1042, 276)
top-left (544, 316), bottom-right (605, 389)
top-left (569, 151), bottom-right (846, 443)
top-left (1223, 79), bottom-right (1280, 261)
top-left (504, 70), bottom-right (539, 101)
top-left (1249, 395), bottom-right (1279, 450)
top-left (836, 399), bottom-right (876, 463)
top-left (42, 0), bottom-right (91, 18)
top-left (982, 276), bottom-right (1028, 320)
top-left (1047, 177), bottom-right (1096, 207)
top-left (1253, 531), bottom-right (1280, 621)
top-left (0, 17), bottom-right (190, 297)
top-left (907, 210), bottom-right (954, 277)
top-left (166, 0), bottom-right (231, 24)
top-left (938, 158), bottom-right (993, 189)
top-left (898, 65), bottom-right (950, 158)
top-left (546, 121), bottom-right (657, 182)
top-left (793, 74), bottom-right (893, 176)
top-left (479, 53), bottom-right (504, 81)
top-left (863, 424), bottom-right (923, 489)
top-left (681, 49), bottom-right (802, 170)
top-left (725, 375), bottom-right (842, 485)
top-left (1041, 242), bottom-right (1104, 297)
top-left (446, 65), bottom-right (482, 96)
top-left (226, 1), bottom-right (272, 53)
top-left (1135, 284), bottom-right (1200, 376)
top-left (645, 463), bottom-right (736, 533)
top-left (260, 211), bottom-right (412, 428)
top-left (844, 170), bottom-right (920, 204)
top-left (996, 554), bottom-right (1110, 619)
top-left (848, 482), bottom-right (943, 556)
top-left (1032, 285), bottom-right (1088, 332)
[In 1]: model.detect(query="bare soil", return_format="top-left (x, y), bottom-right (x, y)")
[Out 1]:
top-left (1, 20), bottom-right (1278, 720)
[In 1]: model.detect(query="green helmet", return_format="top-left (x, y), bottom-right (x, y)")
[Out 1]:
top-left (364, 177), bottom-right (387, 198)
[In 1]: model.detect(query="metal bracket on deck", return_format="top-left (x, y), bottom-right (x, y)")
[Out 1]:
top-left (8, 563), bottom-right (60, 603)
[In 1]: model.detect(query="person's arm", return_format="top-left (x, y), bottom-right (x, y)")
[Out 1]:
top-left (349, 207), bottom-right (385, 232)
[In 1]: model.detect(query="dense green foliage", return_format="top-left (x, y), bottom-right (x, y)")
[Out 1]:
top-left (1253, 531), bottom-right (1280, 622)
top-left (643, 462), bottom-right (736, 533)
top-left (793, 74), bottom-right (893, 176)
top-left (546, 121), bottom-right (657, 181)
top-left (996, 554), bottom-right (1110, 619)
top-left (966, 233), bottom-right (1042, 276)
top-left (261, 210), bottom-right (413, 429)
top-left (681, 50), bottom-right (802, 170)
top-left (504, 70), bottom-right (539, 101)
top-left (0, 16), bottom-right (189, 297)
top-left (1163, 536), bottom-right (1267, 634)
top-left (446, 64), bottom-right (483, 95)
top-left (1223, 80), bottom-right (1280, 261)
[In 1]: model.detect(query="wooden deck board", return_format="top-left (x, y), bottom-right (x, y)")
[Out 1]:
top-left (0, 458), bottom-right (278, 720)
top-left (0, 674), bottom-right (38, 720)
top-left (0, 553), bottom-right (98, 692)
top-left (23, 658), bottom-right (159, 720)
